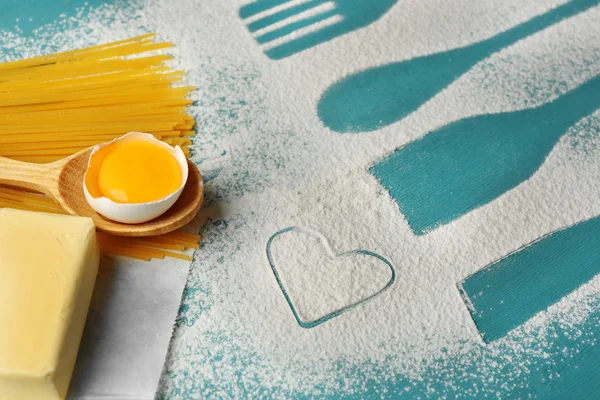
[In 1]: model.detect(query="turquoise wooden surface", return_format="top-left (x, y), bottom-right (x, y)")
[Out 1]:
top-left (3, 2), bottom-right (599, 399)
top-left (0, 0), bottom-right (112, 36)
top-left (161, 221), bottom-right (600, 399)
top-left (459, 215), bottom-right (600, 342)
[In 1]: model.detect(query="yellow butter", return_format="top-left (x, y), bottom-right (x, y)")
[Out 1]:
top-left (0, 209), bottom-right (99, 400)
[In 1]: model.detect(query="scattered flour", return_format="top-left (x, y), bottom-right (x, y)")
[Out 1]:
top-left (2, 0), bottom-right (600, 398)
top-left (153, 0), bottom-right (600, 397)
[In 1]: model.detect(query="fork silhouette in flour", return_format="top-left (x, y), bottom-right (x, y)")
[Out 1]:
top-left (240, 0), bottom-right (397, 59)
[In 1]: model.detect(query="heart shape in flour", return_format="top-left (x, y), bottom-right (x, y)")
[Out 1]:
top-left (266, 227), bottom-right (396, 328)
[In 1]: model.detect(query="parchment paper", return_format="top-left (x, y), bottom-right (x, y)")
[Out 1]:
top-left (67, 254), bottom-right (190, 399)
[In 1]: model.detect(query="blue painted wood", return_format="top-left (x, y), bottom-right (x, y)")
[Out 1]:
top-left (459, 216), bottom-right (600, 343)
top-left (370, 74), bottom-right (600, 235)
top-left (6, 1), bottom-right (600, 398)
top-left (317, 0), bottom-right (599, 133)
top-left (546, 332), bottom-right (600, 400)
top-left (159, 285), bottom-right (600, 399)
top-left (0, 0), bottom-right (111, 37)
top-left (239, 0), bottom-right (397, 60)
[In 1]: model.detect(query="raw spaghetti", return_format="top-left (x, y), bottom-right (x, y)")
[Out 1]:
top-left (0, 34), bottom-right (201, 260)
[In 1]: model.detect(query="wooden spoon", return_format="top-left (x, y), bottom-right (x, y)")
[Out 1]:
top-left (0, 148), bottom-right (204, 237)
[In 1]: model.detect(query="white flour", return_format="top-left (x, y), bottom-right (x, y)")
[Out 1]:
top-left (2, 0), bottom-right (600, 398)
top-left (153, 0), bottom-right (600, 396)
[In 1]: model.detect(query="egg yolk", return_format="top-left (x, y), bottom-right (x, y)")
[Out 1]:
top-left (85, 139), bottom-right (182, 203)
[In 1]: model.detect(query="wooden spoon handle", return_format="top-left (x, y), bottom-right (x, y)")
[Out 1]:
top-left (0, 156), bottom-right (60, 197)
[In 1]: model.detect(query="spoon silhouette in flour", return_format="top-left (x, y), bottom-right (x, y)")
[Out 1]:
top-left (318, 0), bottom-right (598, 133)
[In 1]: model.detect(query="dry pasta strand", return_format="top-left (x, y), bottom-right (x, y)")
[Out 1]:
top-left (0, 34), bottom-right (201, 261)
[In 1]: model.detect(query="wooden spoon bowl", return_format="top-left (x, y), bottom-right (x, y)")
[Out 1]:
top-left (0, 148), bottom-right (204, 237)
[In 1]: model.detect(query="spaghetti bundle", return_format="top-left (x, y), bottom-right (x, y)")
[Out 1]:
top-left (0, 34), bottom-right (201, 260)
top-left (0, 33), bottom-right (194, 163)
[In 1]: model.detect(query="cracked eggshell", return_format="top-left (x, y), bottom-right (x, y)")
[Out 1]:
top-left (83, 132), bottom-right (189, 224)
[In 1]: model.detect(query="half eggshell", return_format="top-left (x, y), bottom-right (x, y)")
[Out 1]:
top-left (83, 132), bottom-right (189, 224)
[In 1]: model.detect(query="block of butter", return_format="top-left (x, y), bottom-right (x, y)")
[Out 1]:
top-left (0, 208), bottom-right (99, 400)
